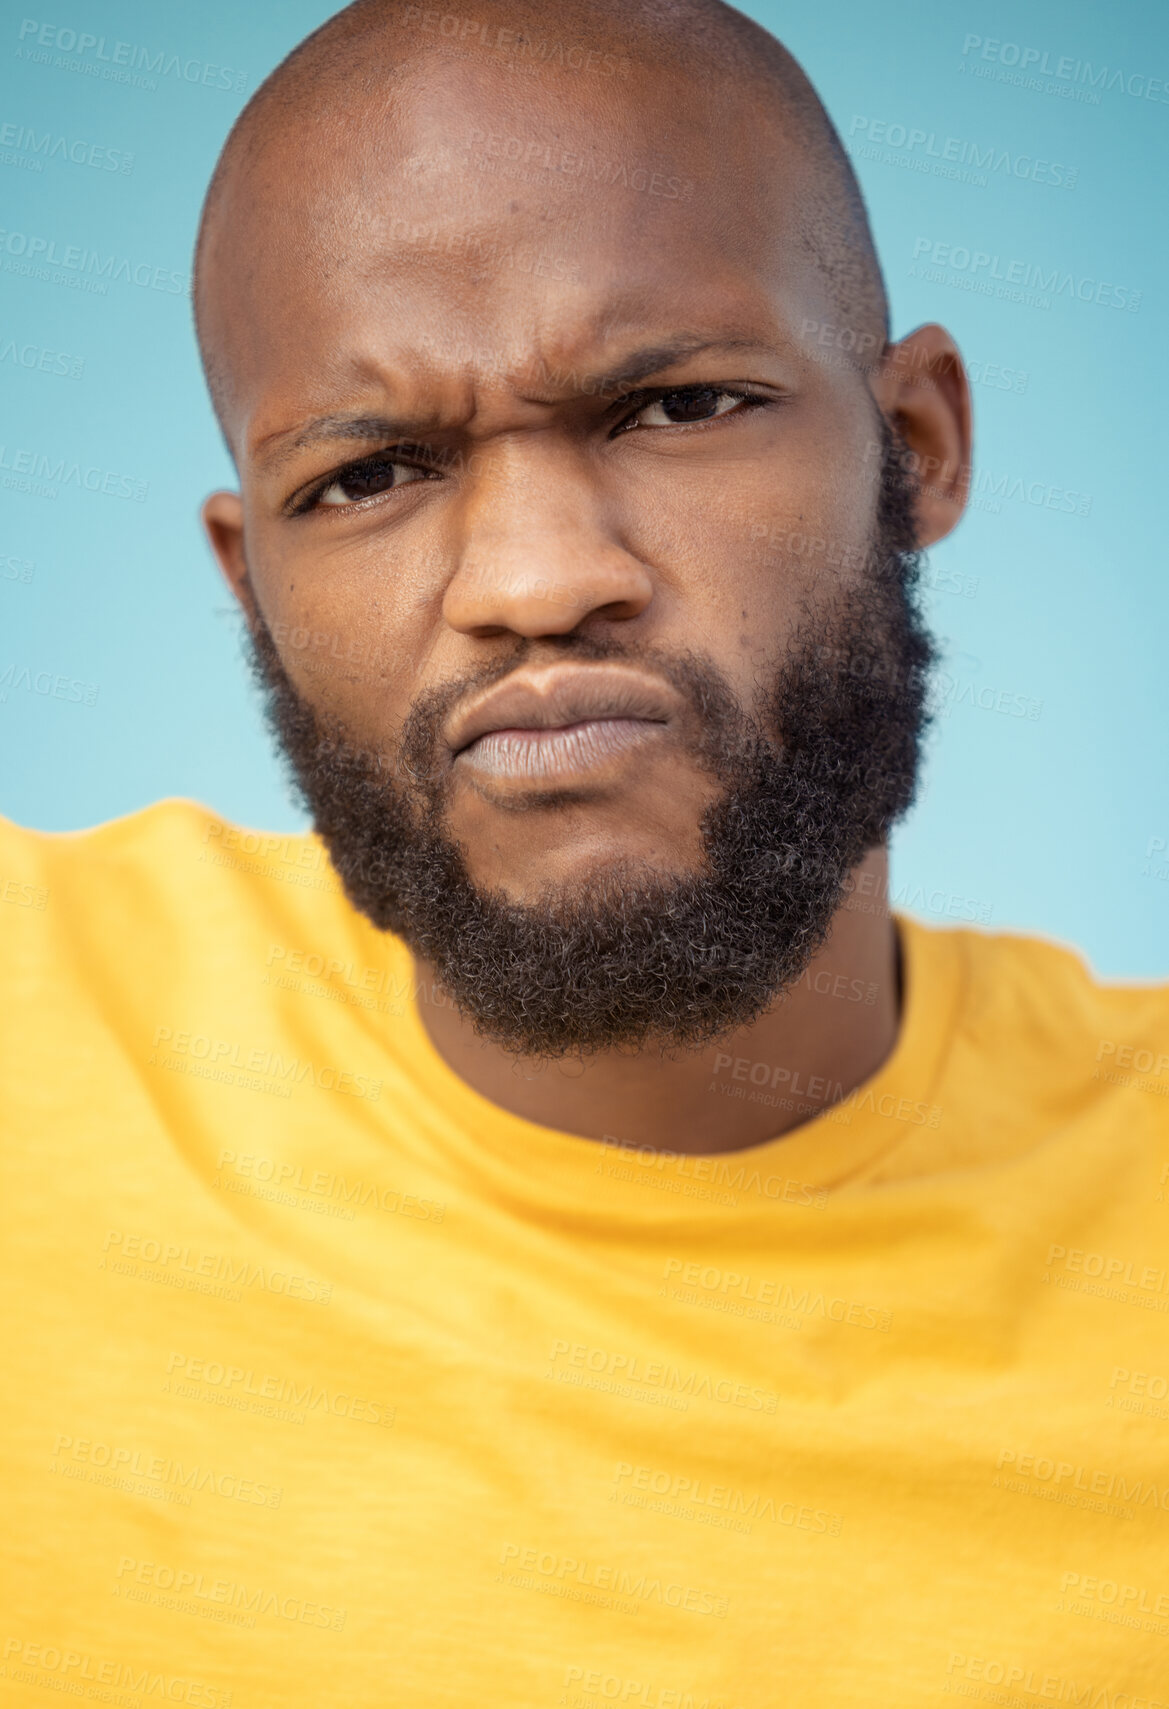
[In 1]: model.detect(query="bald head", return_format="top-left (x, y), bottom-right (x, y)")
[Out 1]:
top-left (193, 0), bottom-right (888, 443)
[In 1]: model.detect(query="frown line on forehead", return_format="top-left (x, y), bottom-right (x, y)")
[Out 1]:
top-left (250, 332), bottom-right (782, 470)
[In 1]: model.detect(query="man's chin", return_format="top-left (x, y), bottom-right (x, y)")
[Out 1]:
top-left (444, 819), bottom-right (716, 910)
top-left (385, 856), bottom-right (821, 1061)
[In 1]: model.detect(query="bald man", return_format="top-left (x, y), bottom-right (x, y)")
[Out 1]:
top-left (2, 1), bottom-right (1166, 1704)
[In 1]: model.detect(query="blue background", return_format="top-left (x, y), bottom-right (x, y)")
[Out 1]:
top-left (2, 0), bottom-right (1166, 975)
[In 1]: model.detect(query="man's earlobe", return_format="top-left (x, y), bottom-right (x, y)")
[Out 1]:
top-left (201, 491), bottom-right (257, 624)
top-left (871, 323), bottom-right (973, 548)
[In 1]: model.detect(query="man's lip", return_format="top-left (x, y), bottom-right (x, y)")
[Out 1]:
top-left (444, 663), bottom-right (680, 756)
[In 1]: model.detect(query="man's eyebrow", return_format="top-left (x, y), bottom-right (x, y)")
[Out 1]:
top-left (587, 335), bottom-right (774, 394)
top-left (252, 335), bottom-right (776, 472)
top-left (254, 413), bottom-right (424, 474)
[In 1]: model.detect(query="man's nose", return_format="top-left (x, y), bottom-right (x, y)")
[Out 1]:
top-left (442, 441), bottom-right (654, 637)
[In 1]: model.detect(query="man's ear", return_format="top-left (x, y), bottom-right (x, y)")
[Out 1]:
top-left (202, 491), bottom-right (258, 626)
top-left (870, 323), bottom-right (973, 547)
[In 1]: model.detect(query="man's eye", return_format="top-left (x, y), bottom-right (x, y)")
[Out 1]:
top-left (316, 456), bottom-right (431, 507)
top-left (626, 388), bottom-right (751, 429)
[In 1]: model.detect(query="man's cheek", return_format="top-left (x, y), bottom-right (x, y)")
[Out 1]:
top-left (745, 507), bottom-right (878, 599)
top-left (251, 617), bottom-right (412, 775)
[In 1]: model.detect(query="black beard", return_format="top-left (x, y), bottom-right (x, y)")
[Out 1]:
top-left (244, 422), bottom-right (935, 1062)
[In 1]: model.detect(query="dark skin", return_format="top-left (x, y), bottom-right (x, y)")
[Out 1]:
top-left (201, 49), bottom-right (971, 1155)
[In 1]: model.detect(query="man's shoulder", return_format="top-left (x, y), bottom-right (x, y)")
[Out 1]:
top-left (1, 795), bottom-right (321, 869)
top-left (4, 796), bottom-right (190, 858)
top-left (904, 913), bottom-right (1169, 1088)
top-left (0, 796), bottom-right (351, 935)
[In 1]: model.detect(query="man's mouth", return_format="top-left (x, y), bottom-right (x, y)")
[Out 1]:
top-left (457, 717), bottom-right (668, 781)
top-left (444, 662), bottom-right (678, 783)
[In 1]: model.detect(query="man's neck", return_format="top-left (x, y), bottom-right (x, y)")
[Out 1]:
top-left (410, 848), bottom-right (900, 1156)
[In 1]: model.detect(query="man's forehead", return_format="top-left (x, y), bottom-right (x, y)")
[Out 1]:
top-left (229, 74), bottom-right (788, 299)
top-left (202, 44), bottom-right (821, 452)
top-left (229, 47), bottom-right (749, 239)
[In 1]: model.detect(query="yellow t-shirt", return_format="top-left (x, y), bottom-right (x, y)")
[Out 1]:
top-left (2, 798), bottom-right (1168, 1709)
